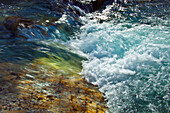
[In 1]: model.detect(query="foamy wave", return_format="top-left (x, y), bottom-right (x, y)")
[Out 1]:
top-left (69, 17), bottom-right (169, 112)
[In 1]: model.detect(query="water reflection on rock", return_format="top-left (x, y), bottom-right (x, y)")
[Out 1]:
top-left (0, 61), bottom-right (107, 112)
top-left (0, 41), bottom-right (107, 112)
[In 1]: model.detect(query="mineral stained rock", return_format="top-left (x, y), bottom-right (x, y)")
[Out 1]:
top-left (0, 55), bottom-right (107, 112)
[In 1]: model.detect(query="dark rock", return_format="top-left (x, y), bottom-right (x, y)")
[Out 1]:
top-left (0, 87), bottom-right (3, 92)
top-left (3, 16), bottom-right (34, 35)
top-left (47, 95), bottom-right (55, 100)
top-left (0, 23), bottom-right (14, 39)
top-left (91, 0), bottom-right (113, 11)
top-left (10, 72), bottom-right (18, 76)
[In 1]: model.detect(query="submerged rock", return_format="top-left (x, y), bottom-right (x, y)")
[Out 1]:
top-left (0, 57), bottom-right (107, 112)
top-left (3, 16), bottom-right (34, 39)
top-left (4, 16), bottom-right (33, 31)
top-left (0, 41), bottom-right (107, 112)
top-left (0, 23), bottom-right (14, 39)
top-left (1, 0), bottom-right (87, 40)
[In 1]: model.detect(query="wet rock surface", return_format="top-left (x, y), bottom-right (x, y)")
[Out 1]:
top-left (1, 0), bottom-right (88, 40)
top-left (4, 16), bottom-right (34, 37)
top-left (0, 29), bottom-right (107, 112)
top-left (0, 59), bottom-right (107, 112)
top-left (1, 0), bottom-right (158, 40)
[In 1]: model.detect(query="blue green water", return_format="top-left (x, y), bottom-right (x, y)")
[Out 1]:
top-left (69, 22), bottom-right (170, 112)
top-left (0, 0), bottom-right (169, 112)
top-left (68, 1), bottom-right (170, 112)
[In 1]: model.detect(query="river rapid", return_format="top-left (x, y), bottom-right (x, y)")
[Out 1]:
top-left (0, 0), bottom-right (169, 112)
top-left (69, 0), bottom-right (170, 112)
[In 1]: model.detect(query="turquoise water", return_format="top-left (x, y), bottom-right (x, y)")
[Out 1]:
top-left (0, 0), bottom-right (169, 112)
top-left (69, 1), bottom-right (170, 113)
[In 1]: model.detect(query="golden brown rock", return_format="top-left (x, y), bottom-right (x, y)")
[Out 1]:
top-left (0, 60), bottom-right (107, 112)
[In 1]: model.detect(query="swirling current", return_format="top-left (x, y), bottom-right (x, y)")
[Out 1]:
top-left (69, 1), bottom-right (170, 112)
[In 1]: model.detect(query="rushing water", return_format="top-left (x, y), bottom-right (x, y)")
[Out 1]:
top-left (69, 1), bottom-right (170, 112)
top-left (0, 0), bottom-right (169, 113)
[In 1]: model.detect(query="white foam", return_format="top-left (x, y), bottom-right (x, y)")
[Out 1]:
top-left (69, 13), bottom-right (170, 112)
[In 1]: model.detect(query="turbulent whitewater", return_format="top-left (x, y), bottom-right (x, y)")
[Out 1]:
top-left (69, 1), bottom-right (170, 113)
top-left (0, 0), bottom-right (169, 112)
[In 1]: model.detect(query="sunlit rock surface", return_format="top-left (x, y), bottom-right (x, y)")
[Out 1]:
top-left (0, 43), bottom-right (107, 112)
